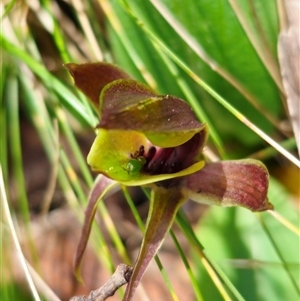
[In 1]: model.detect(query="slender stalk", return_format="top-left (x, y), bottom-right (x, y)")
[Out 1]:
top-left (176, 211), bottom-right (246, 301)
top-left (268, 210), bottom-right (300, 236)
top-left (170, 230), bottom-right (204, 301)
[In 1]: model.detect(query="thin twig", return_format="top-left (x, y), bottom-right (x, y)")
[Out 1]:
top-left (69, 264), bottom-right (133, 301)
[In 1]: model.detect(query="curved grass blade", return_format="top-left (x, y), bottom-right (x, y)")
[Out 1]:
top-left (126, 20), bottom-right (300, 167)
top-left (176, 211), bottom-right (246, 301)
top-left (1, 37), bottom-right (96, 127)
top-left (0, 168), bottom-right (41, 301)
top-left (257, 213), bottom-right (300, 296)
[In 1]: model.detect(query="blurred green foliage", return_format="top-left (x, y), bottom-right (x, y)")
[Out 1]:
top-left (1, 0), bottom-right (299, 300)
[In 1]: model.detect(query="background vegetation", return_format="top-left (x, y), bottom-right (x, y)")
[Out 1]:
top-left (1, 1), bottom-right (299, 301)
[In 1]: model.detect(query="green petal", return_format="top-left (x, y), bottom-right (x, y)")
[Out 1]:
top-left (123, 186), bottom-right (186, 301)
top-left (122, 160), bottom-right (205, 186)
top-left (87, 128), bottom-right (148, 182)
top-left (88, 128), bottom-right (205, 184)
top-left (182, 159), bottom-right (273, 212)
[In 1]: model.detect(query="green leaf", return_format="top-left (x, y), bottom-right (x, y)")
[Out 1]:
top-left (109, 0), bottom-right (282, 147)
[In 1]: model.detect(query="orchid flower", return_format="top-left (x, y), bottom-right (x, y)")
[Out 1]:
top-left (66, 62), bottom-right (273, 301)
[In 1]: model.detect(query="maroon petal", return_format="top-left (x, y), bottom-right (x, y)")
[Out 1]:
top-left (65, 62), bottom-right (131, 110)
top-left (145, 130), bottom-right (208, 187)
top-left (123, 186), bottom-right (185, 301)
top-left (99, 79), bottom-right (204, 136)
top-left (74, 175), bottom-right (118, 281)
top-left (182, 159), bottom-right (273, 212)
